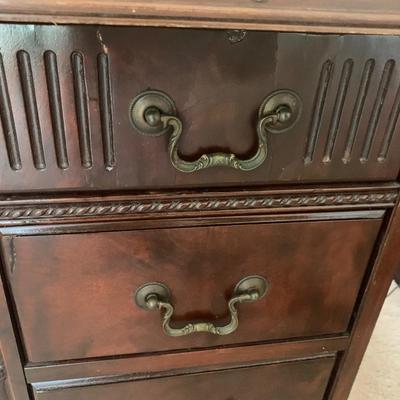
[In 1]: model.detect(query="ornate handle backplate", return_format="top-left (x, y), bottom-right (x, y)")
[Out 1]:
top-left (134, 275), bottom-right (268, 337)
top-left (130, 89), bottom-right (301, 173)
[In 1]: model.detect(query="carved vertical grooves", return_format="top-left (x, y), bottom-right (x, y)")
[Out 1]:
top-left (71, 52), bottom-right (92, 168)
top-left (0, 53), bottom-right (22, 170)
top-left (17, 50), bottom-right (46, 170)
top-left (44, 50), bottom-right (69, 169)
top-left (360, 59), bottom-right (395, 163)
top-left (343, 59), bottom-right (375, 164)
top-left (323, 59), bottom-right (353, 163)
top-left (97, 52), bottom-right (115, 170)
top-left (305, 60), bottom-right (333, 164)
top-left (378, 82), bottom-right (400, 162)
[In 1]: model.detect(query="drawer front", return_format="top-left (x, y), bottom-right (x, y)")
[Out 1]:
top-left (31, 357), bottom-right (335, 400)
top-left (4, 218), bottom-right (381, 362)
top-left (1, 25), bottom-right (400, 192)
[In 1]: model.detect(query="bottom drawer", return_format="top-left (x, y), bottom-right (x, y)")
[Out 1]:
top-left (32, 357), bottom-right (335, 400)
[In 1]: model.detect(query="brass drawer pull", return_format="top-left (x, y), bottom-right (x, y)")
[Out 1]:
top-left (130, 90), bottom-right (301, 173)
top-left (134, 275), bottom-right (268, 337)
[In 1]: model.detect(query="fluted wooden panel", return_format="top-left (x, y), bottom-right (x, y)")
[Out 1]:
top-left (306, 57), bottom-right (400, 166)
top-left (0, 25), bottom-right (399, 191)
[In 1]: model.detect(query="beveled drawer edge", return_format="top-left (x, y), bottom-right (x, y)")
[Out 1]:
top-left (0, 183), bottom-right (397, 227)
top-left (31, 354), bottom-right (338, 393)
top-left (0, 210), bottom-right (386, 237)
top-left (25, 335), bottom-right (347, 387)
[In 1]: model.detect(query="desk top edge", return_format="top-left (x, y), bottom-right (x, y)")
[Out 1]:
top-left (1, 0), bottom-right (400, 34)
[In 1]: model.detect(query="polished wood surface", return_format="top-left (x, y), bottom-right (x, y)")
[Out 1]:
top-left (4, 218), bottom-right (381, 362)
top-left (1, 26), bottom-right (400, 192)
top-left (0, 265), bottom-right (30, 400)
top-left (1, 1), bottom-right (400, 34)
top-left (31, 357), bottom-right (336, 400)
top-left (0, 7), bottom-right (399, 399)
top-left (25, 336), bottom-right (348, 384)
top-left (329, 198), bottom-right (400, 400)
top-left (0, 184), bottom-right (396, 228)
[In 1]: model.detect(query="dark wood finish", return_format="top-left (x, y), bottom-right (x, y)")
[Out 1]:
top-left (25, 336), bottom-right (348, 384)
top-left (0, 257), bottom-right (30, 400)
top-left (395, 266), bottom-right (400, 285)
top-left (3, 218), bottom-right (381, 362)
top-left (2, 26), bottom-right (400, 192)
top-left (328, 199), bottom-right (400, 400)
top-left (31, 356), bottom-right (336, 400)
top-left (0, 210), bottom-right (386, 238)
top-left (0, 6), bottom-right (399, 400)
top-left (2, 1), bottom-right (400, 35)
top-left (0, 184), bottom-right (396, 227)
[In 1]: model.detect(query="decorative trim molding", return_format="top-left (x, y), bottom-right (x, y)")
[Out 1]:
top-left (2, 47), bottom-right (114, 172)
top-left (343, 59), bottom-right (375, 164)
top-left (44, 50), bottom-right (69, 170)
top-left (305, 60), bottom-right (333, 164)
top-left (361, 59), bottom-right (395, 162)
top-left (306, 57), bottom-right (400, 165)
top-left (0, 187), bottom-right (397, 224)
top-left (0, 52), bottom-right (21, 170)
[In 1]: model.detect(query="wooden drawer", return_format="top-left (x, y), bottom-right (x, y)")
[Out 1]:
top-left (1, 25), bottom-right (400, 192)
top-left (3, 216), bottom-right (381, 362)
top-left (31, 357), bottom-right (336, 400)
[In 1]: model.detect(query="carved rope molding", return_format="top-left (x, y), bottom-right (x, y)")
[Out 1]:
top-left (0, 189), bottom-right (397, 222)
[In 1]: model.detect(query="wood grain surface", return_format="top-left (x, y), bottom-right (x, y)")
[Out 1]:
top-left (0, 262), bottom-right (30, 400)
top-left (2, 26), bottom-right (400, 192)
top-left (0, 3), bottom-right (398, 399)
top-left (0, 1), bottom-right (400, 34)
top-left (3, 218), bottom-right (381, 362)
top-left (328, 199), bottom-right (400, 400)
top-left (31, 356), bottom-right (336, 400)
top-left (25, 336), bottom-right (348, 384)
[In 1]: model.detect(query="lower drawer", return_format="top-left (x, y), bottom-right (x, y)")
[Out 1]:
top-left (31, 357), bottom-right (336, 400)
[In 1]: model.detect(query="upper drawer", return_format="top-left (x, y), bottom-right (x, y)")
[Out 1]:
top-left (3, 217), bottom-right (381, 362)
top-left (1, 25), bottom-right (400, 192)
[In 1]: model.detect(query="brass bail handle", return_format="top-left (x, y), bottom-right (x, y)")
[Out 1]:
top-left (134, 275), bottom-right (268, 337)
top-left (130, 89), bottom-right (302, 173)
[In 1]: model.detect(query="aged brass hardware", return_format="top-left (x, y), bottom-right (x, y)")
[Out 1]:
top-left (259, 90), bottom-right (302, 134)
top-left (226, 29), bottom-right (247, 44)
top-left (130, 89), bottom-right (301, 173)
top-left (134, 275), bottom-right (268, 337)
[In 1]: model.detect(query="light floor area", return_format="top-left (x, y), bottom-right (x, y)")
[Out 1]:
top-left (349, 281), bottom-right (400, 400)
